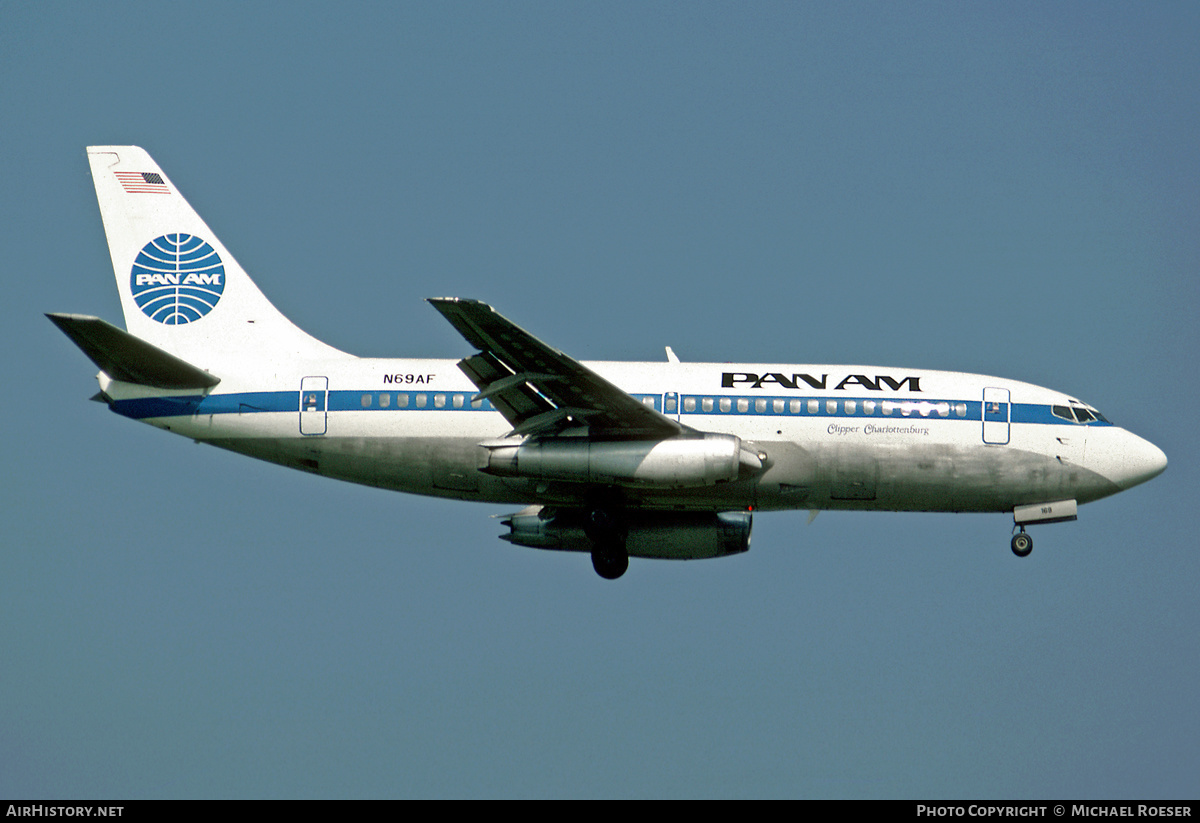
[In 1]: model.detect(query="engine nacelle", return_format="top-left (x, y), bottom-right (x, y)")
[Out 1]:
top-left (501, 507), bottom-right (753, 560)
top-left (483, 434), bottom-right (761, 488)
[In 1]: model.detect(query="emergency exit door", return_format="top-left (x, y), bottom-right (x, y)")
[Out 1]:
top-left (664, 392), bottom-right (680, 421)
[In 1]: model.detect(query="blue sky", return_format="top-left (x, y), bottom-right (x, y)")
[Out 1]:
top-left (2, 1), bottom-right (1197, 798)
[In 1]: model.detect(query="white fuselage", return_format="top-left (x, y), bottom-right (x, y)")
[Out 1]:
top-left (102, 356), bottom-right (1166, 516)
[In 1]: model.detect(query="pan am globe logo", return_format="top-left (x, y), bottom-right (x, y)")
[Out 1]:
top-left (130, 233), bottom-right (225, 324)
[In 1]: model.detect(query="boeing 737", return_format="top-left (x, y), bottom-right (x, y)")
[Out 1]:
top-left (50, 146), bottom-right (1168, 578)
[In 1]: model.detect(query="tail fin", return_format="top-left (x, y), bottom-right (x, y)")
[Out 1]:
top-left (87, 146), bottom-right (348, 371)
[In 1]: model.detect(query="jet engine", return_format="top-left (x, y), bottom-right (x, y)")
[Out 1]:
top-left (482, 433), bottom-right (762, 488)
top-left (501, 506), bottom-right (753, 560)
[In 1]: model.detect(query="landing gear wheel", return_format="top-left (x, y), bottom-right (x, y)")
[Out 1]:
top-left (585, 502), bottom-right (628, 579)
top-left (1011, 530), bottom-right (1033, 558)
top-left (591, 547), bottom-right (629, 580)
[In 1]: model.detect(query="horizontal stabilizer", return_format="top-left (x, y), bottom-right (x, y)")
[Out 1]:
top-left (46, 313), bottom-right (220, 390)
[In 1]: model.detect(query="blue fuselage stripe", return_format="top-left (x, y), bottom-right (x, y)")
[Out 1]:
top-left (109, 390), bottom-right (1113, 429)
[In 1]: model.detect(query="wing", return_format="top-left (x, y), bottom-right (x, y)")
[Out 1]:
top-left (428, 298), bottom-right (686, 438)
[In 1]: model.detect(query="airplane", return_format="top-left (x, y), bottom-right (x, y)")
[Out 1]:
top-left (49, 146), bottom-right (1168, 579)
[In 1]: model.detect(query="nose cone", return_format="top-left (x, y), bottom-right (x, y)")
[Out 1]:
top-left (1113, 433), bottom-right (1168, 490)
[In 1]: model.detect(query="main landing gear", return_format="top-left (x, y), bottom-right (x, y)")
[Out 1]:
top-left (586, 506), bottom-right (629, 580)
top-left (591, 548), bottom-right (629, 580)
top-left (1011, 527), bottom-right (1033, 558)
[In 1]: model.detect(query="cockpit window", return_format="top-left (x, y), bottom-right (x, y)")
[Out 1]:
top-left (1054, 403), bottom-right (1109, 424)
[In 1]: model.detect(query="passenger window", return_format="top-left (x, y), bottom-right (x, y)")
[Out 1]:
top-left (471, 396), bottom-right (482, 409)
top-left (773, 399), bottom-right (784, 413)
top-left (361, 393), bottom-right (373, 408)
top-left (720, 398), bottom-right (732, 412)
top-left (683, 397), bottom-right (696, 412)
top-left (453, 394), bottom-right (464, 408)
top-left (398, 393), bottom-right (410, 408)
top-left (755, 399), bottom-right (767, 413)
top-left (737, 398), bottom-right (749, 413)
top-left (789, 399), bottom-right (801, 414)
top-left (416, 393), bottom-right (427, 408)
top-left (702, 398), bottom-right (714, 412)
top-left (954, 402), bottom-right (967, 417)
top-left (807, 399), bottom-right (819, 414)
top-left (863, 400), bottom-right (875, 415)
top-left (882, 401), bottom-right (895, 416)
top-left (845, 400), bottom-right (856, 415)
top-left (380, 393), bottom-right (391, 408)
top-left (642, 396), bottom-right (656, 408)
top-left (434, 393), bottom-right (446, 408)
top-left (826, 400), bottom-right (837, 415)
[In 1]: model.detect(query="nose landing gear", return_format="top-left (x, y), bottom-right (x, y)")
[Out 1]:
top-left (1010, 500), bottom-right (1076, 558)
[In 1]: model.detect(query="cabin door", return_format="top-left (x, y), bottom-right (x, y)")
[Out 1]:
top-left (982, 387), bottom-right (1010, 445)
top-left (300, 376), bottom-right (328, 436)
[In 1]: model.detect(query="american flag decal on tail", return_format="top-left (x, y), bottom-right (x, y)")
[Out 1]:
top-left (114, 171), bottom-right (170, 194)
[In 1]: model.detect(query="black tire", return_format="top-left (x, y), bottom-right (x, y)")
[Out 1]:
top-left (1011, 532), bottom-right (1033, 557)
top-left (591, 548), bottom-right (629, 580)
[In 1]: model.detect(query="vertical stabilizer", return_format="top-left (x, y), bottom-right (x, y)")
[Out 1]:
top-left (87, 146), bottom-right (349, 371)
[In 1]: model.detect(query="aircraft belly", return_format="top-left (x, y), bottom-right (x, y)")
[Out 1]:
top-left (751, 439), bottom-right (1120, 513)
